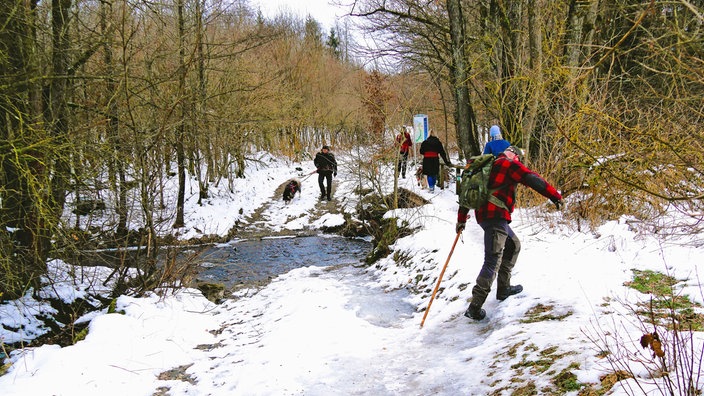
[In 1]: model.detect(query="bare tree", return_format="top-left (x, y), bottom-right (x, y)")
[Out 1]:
top-left (351, 0), bottom-right (481, 157)
top-left (0, 0), bottom-right (53, 297)
top-left (447, 0), bottom-right (480, 157)
top-left (173, 0), bottom-right (187, 229)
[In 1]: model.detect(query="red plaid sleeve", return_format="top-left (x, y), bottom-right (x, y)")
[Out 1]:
top-left (473, 156), bottom-right (562, 223)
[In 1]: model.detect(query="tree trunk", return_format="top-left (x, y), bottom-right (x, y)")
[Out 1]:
top-left (173, 0), bottom-right (186, 228)
top-left (0, 0), bottom-right (49, 297)
top-left (523, 0), bottom-right (543, 158)
top-left (101, 0), bottom-right (128, 237)
top-left (195, 0), bottom-right (210, 203)
top-left (48, 0), bottom-right (71, 221)
top-left (564, 0), bottom-right (599, 68)
top-left (446, 0), bottom-right (480, 158)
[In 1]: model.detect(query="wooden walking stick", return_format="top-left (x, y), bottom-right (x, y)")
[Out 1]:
top-left (420, 231), bottom-right (462, 328)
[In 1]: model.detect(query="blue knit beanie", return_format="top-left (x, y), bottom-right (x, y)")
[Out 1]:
top-left (489, 125), bottom-right (501, 138)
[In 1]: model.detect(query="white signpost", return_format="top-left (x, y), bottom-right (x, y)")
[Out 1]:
top-left (413, 114), bottom-right (428, 143)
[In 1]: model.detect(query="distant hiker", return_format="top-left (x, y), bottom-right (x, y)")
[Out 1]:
top-left (419, 130), bottom-right (452, 192)
top-left (455, 146), bottom-right (564, 321)
top-left (314, 145), bottom-right (338, 201)
top-left (483, 125), bottom-right (511, 156)
top-left (396, 129), bottom-right (412, 179)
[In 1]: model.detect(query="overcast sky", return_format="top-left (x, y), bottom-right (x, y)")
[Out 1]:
top-left (249, 0), bottom-right (350, 31)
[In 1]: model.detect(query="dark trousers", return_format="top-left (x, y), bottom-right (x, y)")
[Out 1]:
top-left (470, 218), bottom-right (521, 308)
top-left (318, 171), bottom-right (333, 198)
top-left (397, 151), bottom-right (409, 178)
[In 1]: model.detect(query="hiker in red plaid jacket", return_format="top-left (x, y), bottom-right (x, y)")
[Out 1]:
top-left (455, 146), bottom-right (564, 321)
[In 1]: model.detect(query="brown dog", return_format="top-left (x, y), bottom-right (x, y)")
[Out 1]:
top-left (415, 166), bottom-right (427, 189)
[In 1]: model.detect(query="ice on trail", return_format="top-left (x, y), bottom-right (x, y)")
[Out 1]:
top-left (176, 265), bottom-right (500, 396)
top-left (343, 267), bottom-right (416, 328)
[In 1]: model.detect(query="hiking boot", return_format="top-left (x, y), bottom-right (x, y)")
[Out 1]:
top-left (326, 195), bottom-right (331, 201)
top-left (464, 304), bottom-right (486, 321)
top-left (319, 193), bottom-right (326, 200)
top-left (496, 285), bottom-right (523, 301)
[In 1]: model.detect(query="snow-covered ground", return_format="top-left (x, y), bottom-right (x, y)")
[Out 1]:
top-left (1, 150), bottom-right (703, 395)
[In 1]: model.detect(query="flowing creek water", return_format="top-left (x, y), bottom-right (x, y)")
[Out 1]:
top-left (194, 235), bottom-right (417, 328)
top-left (195, 235), bottom-right (373, 289)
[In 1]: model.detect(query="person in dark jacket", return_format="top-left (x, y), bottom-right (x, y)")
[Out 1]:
top-left (314, 145), bottom-right (338, 201)
top-left (419, 131), bottom-right (452, 192)
top-left (396, 129), bottom-right (412, 179)
top-left (455, 146), bottom-right (564, 320)
top-left (483, 125), bottom-right (510, 156)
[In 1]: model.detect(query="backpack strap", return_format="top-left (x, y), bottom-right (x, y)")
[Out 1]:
top-left (486, 157), bottom-right (509, 211)
top-left (487, 189), bottom-right (509, 211)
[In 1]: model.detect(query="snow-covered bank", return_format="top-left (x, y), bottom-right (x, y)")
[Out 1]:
top-left (2, 151), bottom-right (704, 395)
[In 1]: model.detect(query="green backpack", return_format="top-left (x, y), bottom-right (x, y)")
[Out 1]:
top-left (458, 154), bottom-right (508, 210)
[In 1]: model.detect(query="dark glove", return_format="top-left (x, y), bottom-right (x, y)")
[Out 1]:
top-left (455, 222), bottom-right (466, 234)
top-left (553, 199), bottom-right (564, 210)
top-left (333, 172), bottom-right (337, 177)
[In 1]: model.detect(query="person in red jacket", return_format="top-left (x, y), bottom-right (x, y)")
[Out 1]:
top-left (396, 129), bottom-right (412, 178)
top-left (455, 146), bottom-right (564, 320)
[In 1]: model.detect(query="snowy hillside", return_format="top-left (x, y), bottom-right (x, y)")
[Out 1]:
top-left (2, 151), bottom-right (703, 395)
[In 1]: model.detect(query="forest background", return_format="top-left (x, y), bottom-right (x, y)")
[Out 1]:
top-left (1, 0), bottom-right (703, 304)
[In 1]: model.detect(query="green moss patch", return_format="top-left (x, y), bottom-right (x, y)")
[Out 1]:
top-left (520, 303), bottom-right (574, 323)
top-left (625, 269), bottom-right (704, 330)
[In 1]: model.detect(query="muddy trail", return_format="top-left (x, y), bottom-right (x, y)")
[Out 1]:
top-left (228, 178), bottom-right (346, 239)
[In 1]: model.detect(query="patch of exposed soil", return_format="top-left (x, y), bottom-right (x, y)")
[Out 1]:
top-left (227, 180), bottom-right (345, 240)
